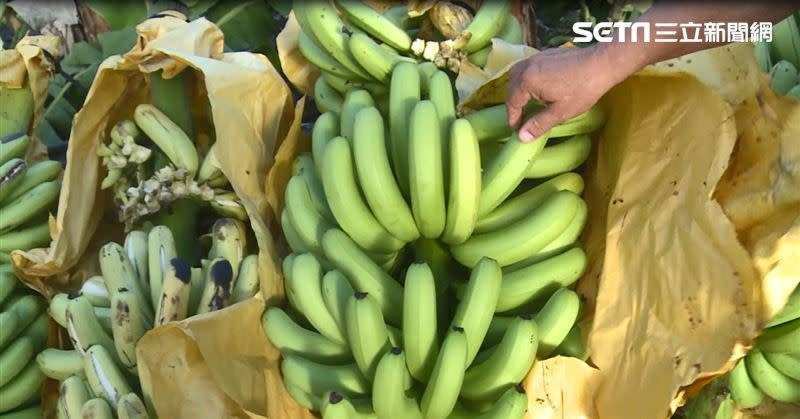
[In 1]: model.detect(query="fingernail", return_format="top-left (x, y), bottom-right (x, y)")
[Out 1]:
top-left (519, 131), bottom-right (534, 143)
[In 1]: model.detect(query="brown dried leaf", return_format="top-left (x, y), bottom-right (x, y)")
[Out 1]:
top-left (429, 1), bottom-right (473, 39)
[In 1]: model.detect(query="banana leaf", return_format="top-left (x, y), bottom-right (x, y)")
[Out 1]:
top-left (204, 0), bottom-right (276, 53)
top-left (85, 0), bottom-right (147, 31)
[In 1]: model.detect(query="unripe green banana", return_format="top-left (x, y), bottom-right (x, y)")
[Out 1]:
top-left (389, 63), bottom-right (421, 195)
top-left (315, 76), bottom-right (345, 115)
top-left (0, 158), bottom-right (26, 203)
top-left (155, 257), bottom-right (192, 326)
top-left (403, 262), bottom-right (440, 382)
top-left (348, 33), bottom-right (411, 84)
top-left (133, 104), bottom-right (199, 175)
top-left (476, 172), bottom-right (584, 234)
top-left (264, 306), bottom-right (351, 363)
top-left (281, 209), bottom-right (308, 255)
top-left (442, 119), bottom-right (481, 245)
top-left (753, 41), bottom-right (773, 73)
top-left (0, 79), bottom-right (34, 139)
top-left (289, 253), bottom-right (347, 343)
top-left (0, 360), bottom-right (43, 413)
top-left (99, 242), bottom-right (153, 327)
top-left (764, 352), bottom-right (800, 381)
top-left (321, 270), bottom-right (353, 334)
top-left (0, 180), bottom-right (61, 233)
top-left (346, 292), bottom-right (391, 380)
top-left (336, 0), bottom-right (412, 51)
top-left (372, 347), bottom-right (422, 419)
top-left (383, 5), bottom-right (418, 30)
top-left (3, 406), bottom-right (42, 419)
top-left (197, 142), bottom-right (223, 185)
top-left (117, 392), bottom-right (149, 419)
top-left (285, 380), bottom-right (323, 412)
top-left (421, 326), bottom-right (468, 419)
top-left (79, 276), bottom-right (110, 308)
top-left (48, 292), bottom-right (68, 328)
top-left (208, 218), bottom-right (247, 280)
top-left (60, 374), bottom-right (92, 419)
top-left (0, 271), bottom-right (17, 305)
top-left (429, 70), bottom-right (456, 174)
top-left (340, 90), bottom-right (376, 141)
top-left (322, 392), bottom-right (378, 419)
top-left (353, 106), bottom-right (419, 242)
top-left (36, 348), bottom-right (84, 380)
top-left (756, 318), bottom-right (800, 353)
top-left (281, 353), bottom-right (370, 398)
top-left (765, 286), bottom-right (800, 328)
top-left (0, 311), bottom-right (18, 351)
top-left (0, 336), bottom-right (34, 387)
top-left (124, 230), bottom-right (150, 298)
top-left (147, 225), bottom-right (177, 309)
top-left (451, 257), bottom-right (502, 365)
top-left (787, 84), bottom-right (800, 99)
top-left (0, 220), bottom-right (51, 254)
top-left (1, 159), bottom-right (60, 205)
top-left (231, 254), bottom-right (259, 304)
top-left (461, 316), bottom-right (538, 401)
top-left (321, 229), bottom-right (404, 326)
top-left (535, 287), bottom-right (581, 357)
top-left (1, 294), bottom-right (44, 348)
top-left (0, 134), bottom-right (30, 167)
top-left (409, 100), bottom-right (446, 238)
top-left (285, 174), bottom-right (335, 258)
top-left (553, 324), bottom-right (590, 361)
top-left (298, 30), bottom-right (361, 81)
top-left (497, 247), bottom-right (588, 313)
top-left (84, 344), bottom-right (134, 410)
top-left (512, 198), bottom-right (589, 269)
top-left (110, 288), bottom-right (146, 372)
top-left (294, 153), bottom-right (335, 223)
top-left (195, 258), bottom-right (233, 315)
top-left (452, 385), bottom-right (528, 419)
top-left (321, 137), bottom-right (404, 253)
top-left (462, 104), bottom-right (516, 142)
top-left (526, 134), bottom-right (592, 178)
top-left (322, 73), bottom-right (388, 97)
top-left (462, 0), bottom-right (513, 53)
top-left (66, 295), bottom-right (116, 357)
top-left (453, 190), bottom-right (581, 267)
top-left (210, 192), bottom-right (249, 221)
top-left (80, 397), bottom-right (114, 419)
top-left (312, 112), bottom-right (340, 174)
top-left (771, 60), bottom-right (799, 95)
top-left (745, 349), bottom-right (800, 402)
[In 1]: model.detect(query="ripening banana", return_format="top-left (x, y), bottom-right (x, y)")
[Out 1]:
top-left (231, 254), bottom-right (259, 304)
top-left (154, 257), bottom-right (192, 326)
top-left (81, 397), bottom-right (114, 419)
top-left (756, 318), bottom-right (800, 353)
top-left (36, 348), bottom-right (84, 380)
top-left (117, 392), bottom-right (149, 419)
top-left (208, 218), bottom-right (247, 280)
top-left (745, 349), bottom-right (800, 403)
top-left (0, 158), bottom-right (26, 203)
top-left (321, 229), bottom-right (404, 326)
top-left (147, 225), bottom-right (177, 309)
top-left (0, 360), bottom-right (43, 413)
top-left (0, 134), bottom-right (30, 167)
top-left (372, 347), bottom-right (422, 419)
top-left (450, 257), bottom-right (502, 365)
top-left (0, 179), bottom-right (61, 233)
top-left (60, 374), bottom-right (92, 419)
top-left (321, 137), bottom-right (404, 254)
top-left (553, 324), bottom-right (590, 361)
top-left (65, 295), bottom-right (116, 356)
top-left (389, 63), bottom-right (421, 196)
top-left (496, 247), bottom-right (588, 313)
top-left (0, 337), bottom-right (35, 387)
top-left (348, 33), bottom-right (413, 84)
top-left (0, 220), bottom-right (51, 254)
top-left (441, 119), bottom-right (481, 245)
top-left (123, 230), bottom-right (150, 299)
top-left (133, 104), bottom-right (198, 175)
top-left (403, 262), bottom-right (440, 382)
top-left (110, 289), bottom-right (146, 372)
top-left (460, 316), bottom-right (538, 401)
top-left (526, 134), bottom-right (592, 179)
top-left (336, 0), bottom-right (412, 51)
top-left (421, 326), bottom-right (468, 419)
top-left (346, 292), bottom-right (392, 381)
top-left (281, 354), bottom-right (370, 398)
top-left (195, 258), bottom-right (234, 315)
top-left (352, 106), bottom-right (419, 242)
top-left (409, 100), bottom-right (447, 238)
top-left (263, 306), bottom-right (351, 363)
top-left (312, 112), bottom-right (340, 173)
top-left (1, 159), bottom-right (61, 205)
top-left (476, 172), bottom-right (584, 234)
top-left (83, 344), bottom-right (134, 410)
top-left (315, 76), bottom-right (345, 115)
top-left (452, 190), bottom-right (581, 267)
top-left (99, 242), bottom-right (153, 326)
top-left (298, 29), bottom-right (362, 81)
top-left (535, 287), bottom-right (581, 357)
top-left (289, 253), bottom-right (346, 343)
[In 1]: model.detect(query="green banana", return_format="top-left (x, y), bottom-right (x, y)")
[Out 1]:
top-left (231, 254), bottom-right (259, 303)
top-left (496, 247), bottom-right (588, 313)
top-left (336, 0), bottom-right (412, 51)
top-left (0, 271), bottom-right (16, 305)
top-left (110, 288), bottom-right (146, 371)
top-left (3, 406), bottom-right (42, 419)
top-left (321, 137), bottom-right (404, 254)
top-left (285, 380), bottom-right (323, 412)
top-left (288, 253), bottom-right (346, 343)
top-left (281, 354), bottom-right (370, 398)
top-left (123, 230), bottom-right (150, 299)
top-left (0, 180), bottom-right (60, 233)
top-left (195, 258), bottom-right (233, 314)
top-left (298, 30), bottom-right (361, 81)
top-left (36, 348), bottom-right (85, 380)
top-left (756, 318), bottom-right (800, 353)
top-left (0, 311), bottom-right (18, 350)
top-left (403, 262), bottom-right (440, 382)
top-left (461, 316), bottom-right (538, 401)
top-left (382, 5), bottom-right (415, 29)
top-left (753, 41), bottom-right (773, 73)
top-left (66, 295), bottom-right (116, 356)
top-left (765, 285), bottom-right (800, 328)
top-left (80, 397), bottom-right (114, 419)
top-left (315, 76), bottom-right (345, 115)
top-left (450, 385), bottom-right (528, 419)
top-left (388, 62), bottom-right (421, 196)
top-left (294, 153), bottom-right (335, 223)
top-left (208, 218), bottom-right (247, 280)
top-left (322, 73), bottom-right (388, 97)
top-left (84, 344), bottom-right (134, 410)
top-left (0, 337), bottom-right (34, 387)
top-left (462, 0), bottom-right (513, 53)
top-left (322, 392), bottom-right (378, 419)
top-left (745, 349), bottom-right (800, 402)
top-left (482, 315), bottom-right (515, 349)
top-left (476, 172), bottom-right (584, 234)
top-left (526, 134), bottom-right (591, 178)
top-left (1, 294), bottom-right (44, 348)
top-left (99, 242), bottom-right (153, 326)
top-left (117, 392), bottom-right (149, 419)
top-left (372, 347), bottom-right (422, 419)
top-left (553, 324), bottom-right (590, 361)
top-left (154, 257), bottom-right (192, 326)
top-left (282, 254), bottom-right (302, 312)
top-left (312, 112), bottom-right (340, 173)
top-left (771, 15), bottom-right (800, 69)
top-left (282, 208), bottom-right (309, 254)
top-left (451, 257), bottom-right (502, 365)
top-left (197, 142), bottom-right (224, 186)
top-left (348, 33), bottom-right (411, 84)
top-left (0, 221), bottom-right (51, 253)
top-left (340, 89), bottom-right (375, 141)
top-left (133, 104), bottom-right (198, 175)
top-left (429, 70), bottom-right (456, 173)
top-left (48, 293), bottom-right (68, 328)
top-left (1, 159), bottom-right (60, 205)
top-left (452, 190), bottom-right (581, 267)
top-left (463, 104), bottom-right (604, 143)
top-left (0, 79), bottom-right (34, 139)
top-left (787, 84), bottom-right (800, 99)
top-left (285, 174), bottom-right (335, 257)
top-left (0, 158), bottom-right (26, 203)
top-left (441, 119), bottom-right (481, 245)
top-left (409, 100), bottom-right (446, 239)
top-left (60, 374), bottom-right (92, 419)
top-left (321, 270), bottom-right (354, 333)
top-left (763, 352), bottom-right (800, 381)
top-left (467, 13), bottom-right (524, 67)
top-left (421, 326), bottom-right (468, 419)
top-left (346, 291), bottom-right (392, 381)
top-left (147, 225), bottom-right (177, 309)
top-left (353, 106), bottom-right (419, 242)
top-left (321, 229), bottom-right (404, 326)
top-left (263, 306), bottom-right (351, 363)
top-left (513, 198), bottom-right (589, 269)
top-left (770, 60), bottom-right (798, 95)
top-left (0, 361), bottom-right (43, 413)
top-left (0, 134), bottom-right (30, 167)
top-left (535, 287), bottom-right (581, 357)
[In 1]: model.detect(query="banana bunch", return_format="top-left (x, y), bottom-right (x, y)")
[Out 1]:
top-left (0, 266), bottom-right (48, 417)
top-left (729, 286), bottom-right (800, 409)
top-left (753, 13), bottom-right (800, 98)
top-left (98, 104), bottom-right (247, 231)
top-left (0, 133), bottom-right (63, 263)
top-left (267, 58), bottom-right (603, 417)
top-left (39, 217), bottom-right (260, 418)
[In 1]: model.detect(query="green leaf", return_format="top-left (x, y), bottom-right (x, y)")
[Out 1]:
top-left (187, 0), bottom-right (220, 19)
top-left (205, 0), bottom-right (275, 53)
top-left (60, 42), bottom-right (102, 74)
top-left (268, 0), bottom-right (292, 17)
top-left (97, 27), bottom-right (137, 57)
top-left (86, 0), bottom-right (147, 31)
top-left (35, 118), bottom-right (63, 146)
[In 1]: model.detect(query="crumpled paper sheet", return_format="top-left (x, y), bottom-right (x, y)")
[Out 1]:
top-left (11, 16), bottom-right (298, 419)
top-left (276, 11), bottom-right (319, 96)
top-left (457, 41), bottom-right (800, 419)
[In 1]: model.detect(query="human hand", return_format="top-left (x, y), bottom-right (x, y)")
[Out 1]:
top-left (506, 45), bottom-right (624, 142)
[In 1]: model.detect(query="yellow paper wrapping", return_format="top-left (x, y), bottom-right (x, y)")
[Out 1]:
top-left (10, 15), bottom-right (303, 419)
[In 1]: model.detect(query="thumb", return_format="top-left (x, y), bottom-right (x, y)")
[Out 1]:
top-left (518, 104), bottom-right (566, 142)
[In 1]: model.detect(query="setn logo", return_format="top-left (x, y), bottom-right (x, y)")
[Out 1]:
top-left (573, 21), bottom-right (651, 43)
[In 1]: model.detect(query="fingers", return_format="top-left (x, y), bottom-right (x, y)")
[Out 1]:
top-left (506, 86), bottom-right (531, 129)
top-left (518, 104), bottom-right (567, 142)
